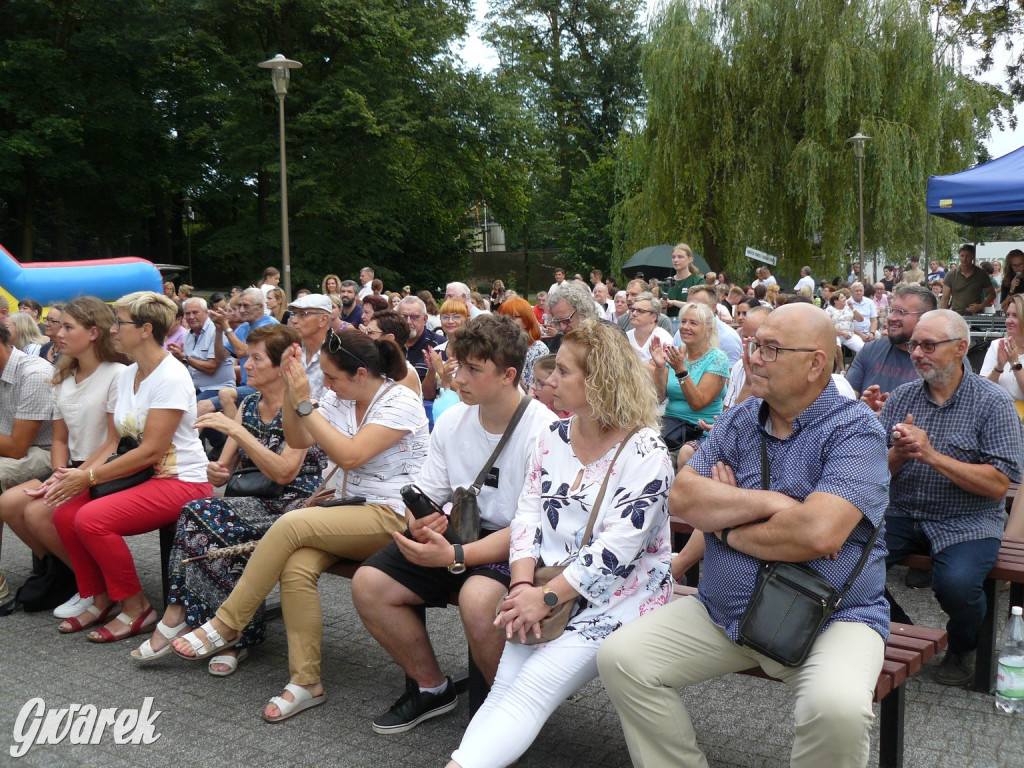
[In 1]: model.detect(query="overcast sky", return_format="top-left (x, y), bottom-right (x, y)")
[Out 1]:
top-left (455, 2), bottom-right (1023, 161)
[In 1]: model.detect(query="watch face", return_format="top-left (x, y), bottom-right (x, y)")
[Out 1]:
top-left (296, 401), bottom-right (314, 417)
top-left (543, 590), bottom-right (558, 607)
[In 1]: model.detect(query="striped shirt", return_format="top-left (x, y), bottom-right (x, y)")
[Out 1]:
top-left (319, 382), bottom-right (429, 515)
top-left (880, 365), bottom-right (1024, 551)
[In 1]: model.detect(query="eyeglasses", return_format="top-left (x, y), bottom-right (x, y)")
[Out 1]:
top-left (907, 338), bottom-right (961, 354)
top-left (747, 340), bottom-right (817, 362)
top-left (888, 308), bottom-right (925, 319)
top-left (113, 319), bottom-right (139, 329)
top-left (401, 313), bottom-right (423, 322)
top-left (44, 317), bottom-right (61, 325)
top-left (364, 327), bottom-right (382, 337)
top-left (440, 314), bottom-right (464, 323)
top-left (291, 309), bottom-right (327, 319)
top-left (630, 308), bottom-right (654, 316)
top-left (531, 379), bottom-right (548, 393)
top-left (237, 302), bottom-right (255, 309)
top-left (325, 329), bottom-right (369, 369)
top-left (552, 309), bottom-right (576, 328)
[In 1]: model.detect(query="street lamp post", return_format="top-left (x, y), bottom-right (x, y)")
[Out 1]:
top-left (258, 54), bottom-right (302, 303)
top-left (847, 132), bottom-right (871, 278)
top-left (183, 196), bottom-right (194, 286)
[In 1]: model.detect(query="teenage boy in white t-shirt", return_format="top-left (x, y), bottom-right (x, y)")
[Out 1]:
top-left (352, 314), bottom-right (557, 735)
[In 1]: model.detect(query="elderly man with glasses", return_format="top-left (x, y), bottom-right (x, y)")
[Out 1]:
top-left (398, 296), bottom-right (442, 423)
top-left (616, 279), bottom-right (674, 334)
top-left (600, 303), bottom-right (891, 768)
top-left (879, 309), bottom-right (1024, 687)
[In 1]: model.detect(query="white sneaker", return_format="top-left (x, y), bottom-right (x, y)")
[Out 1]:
top-left (53, 592), bottom-right (93, 619)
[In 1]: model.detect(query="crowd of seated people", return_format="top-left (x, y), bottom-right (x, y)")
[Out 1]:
top-left (1, 248), bottom-right (1023, 767)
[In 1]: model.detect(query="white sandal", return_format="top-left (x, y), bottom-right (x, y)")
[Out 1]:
top-left (131, 619), bottom-right (187, 664)
top-left (171, 620), bottom-right (234, 661)
top-left (208, 648), bottom-right (248, 677)
top-left (263, 683), bottom-right (327, 723)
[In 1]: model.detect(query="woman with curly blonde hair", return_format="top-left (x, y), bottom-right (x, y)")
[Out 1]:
top-left (450, 319), bottom-right (672, 768)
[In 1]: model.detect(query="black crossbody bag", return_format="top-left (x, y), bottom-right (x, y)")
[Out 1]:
top-left (736, 433), bottom-right (880, 667)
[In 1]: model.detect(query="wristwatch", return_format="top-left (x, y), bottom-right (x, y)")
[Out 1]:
top-left (675, 368), bottom-right (689, 381)
top-left (448, 543), bottom-right (467, 575)
top-left (1012, 362), bottom-right (1023, 371)
top-left (295, 400), bottom-right (319, 417)
top-left (542, 585), bottom-right (559, 608)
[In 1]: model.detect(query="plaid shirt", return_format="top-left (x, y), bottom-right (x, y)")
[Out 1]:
top-left (880, 365), bottom-right (1024, 552)
top-left (0, 347), bottom-right (54, 449)
top-left (689, 380), bottom-right (891, 643)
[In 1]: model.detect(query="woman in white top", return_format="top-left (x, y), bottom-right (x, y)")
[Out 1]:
top-left (172, 328), bottom-right (429, 723)
top-left (50, 291), bottom-right (212, 642)
top-left (450, 320), bottom-right (673, 768)
top-left (0, 297), bottom-right (129, 616)
top-left (982, 294), bottom-right (1024, 413)
top-left (626, 292), bottom-right (674, 364)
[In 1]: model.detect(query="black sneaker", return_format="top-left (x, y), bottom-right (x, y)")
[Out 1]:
top-left (372, 676), bottom-right (457, 734)
top-left (935, 650), bottom-right (975, 687)
top-left (905, 567), bottom-right (932, 589)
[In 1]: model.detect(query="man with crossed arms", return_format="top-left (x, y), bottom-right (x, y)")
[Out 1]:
top-left (599, 304), bottom-right (889, 768)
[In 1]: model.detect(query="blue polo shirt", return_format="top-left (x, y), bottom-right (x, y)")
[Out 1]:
top-left (688, 380), bottom-right (891, 642)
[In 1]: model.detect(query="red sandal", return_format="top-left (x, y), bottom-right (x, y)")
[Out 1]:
top-left (87, 606), bottom-right (158, 644)
top-left (58, 601), bottom-right (121, 635)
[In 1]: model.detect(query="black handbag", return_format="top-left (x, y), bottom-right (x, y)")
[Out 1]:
top-left (736, 434), bottom-right (880, 667)
top-left (225, 465), bottom-right (285, 498)
top-left (449, 396), bottom-right (531, 544)
top-left (89, 435), bottom-right (155, 499)
top-left (660, 416), bottom-right (704, 451)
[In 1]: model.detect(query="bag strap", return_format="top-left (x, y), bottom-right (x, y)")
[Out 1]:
top-left (469, 396), bottom-right (532, 494)
top-left (759, 431), bottom-right (880, 607)
top-left (579, 427), bottom-right (641, 546)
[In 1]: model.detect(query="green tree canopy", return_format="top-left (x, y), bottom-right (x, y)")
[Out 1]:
top-left (615, 0), bottom-right (1007, 281)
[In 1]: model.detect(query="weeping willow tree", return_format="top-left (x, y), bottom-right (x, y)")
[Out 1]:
top-left (613, 0), bottom-right (1009, 279)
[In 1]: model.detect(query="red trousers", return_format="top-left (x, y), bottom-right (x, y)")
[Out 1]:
top-left (53, 477), bottom-right (212, 601)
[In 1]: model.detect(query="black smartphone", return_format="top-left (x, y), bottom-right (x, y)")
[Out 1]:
top-left (316, 496), bottom-right (367, 507)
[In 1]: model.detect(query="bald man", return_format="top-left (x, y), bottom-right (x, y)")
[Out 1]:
top-left (599, 304), bottom-right (890, 768)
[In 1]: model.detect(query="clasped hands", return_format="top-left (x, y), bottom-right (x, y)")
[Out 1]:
top-left (891, 413), bottom-right (933, 464)
top-left (27, 467), bottom-right (90, 507)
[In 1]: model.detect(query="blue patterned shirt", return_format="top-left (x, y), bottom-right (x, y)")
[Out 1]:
top-left (687, 380), bottom-right (891, 643)
top-left (879, 365), bottom-right (1024, 552)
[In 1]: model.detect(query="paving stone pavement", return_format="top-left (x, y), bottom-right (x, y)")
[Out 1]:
top-left (2, 531), bottom-right (1023, 767)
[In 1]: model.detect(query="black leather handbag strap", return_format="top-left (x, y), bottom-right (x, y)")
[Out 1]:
top-left (759, 431), bottom-right (879, 608)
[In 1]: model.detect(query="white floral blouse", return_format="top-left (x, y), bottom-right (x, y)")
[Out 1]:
top-left (509, 419), bottom-right (674, 645)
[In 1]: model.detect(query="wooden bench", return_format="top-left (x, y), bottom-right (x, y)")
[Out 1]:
top-left (672, 584), bottom-right (946, 768)
top-left (895, 535), bottom-right (1024, 694)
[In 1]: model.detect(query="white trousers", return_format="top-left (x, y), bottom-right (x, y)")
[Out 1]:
top-left (451, 638), bottom-right (600, 768)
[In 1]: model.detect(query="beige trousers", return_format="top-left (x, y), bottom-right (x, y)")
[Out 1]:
top-left (216, 503), bottom-right (406, 684)
top-left (0, 447), bottom-right (51, 493)
top-left (597, 595), bottom-right (885, 768)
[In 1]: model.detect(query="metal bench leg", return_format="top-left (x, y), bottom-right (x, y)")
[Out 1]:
top-left (878, 687), bottom-right (905, 768)
top-left (972, 577), bottom-right (998, 694)
top-left (159, 524), bottom-right (176, 608)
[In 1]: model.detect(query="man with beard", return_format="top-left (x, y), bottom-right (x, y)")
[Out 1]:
top-left (879, 310), bottom-right (1023, 686)
top-left (846, 284), bottom-right (936, 411)
top-left (339, 280), bottom-right (363, 326)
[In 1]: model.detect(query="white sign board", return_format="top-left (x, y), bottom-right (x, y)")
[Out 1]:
top-left (745, 247), bottom-right (777, 266)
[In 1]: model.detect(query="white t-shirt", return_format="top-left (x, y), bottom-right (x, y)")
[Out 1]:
top-left (980, 341), bottom-right (1024, 401)
top-left (416, 397), bottom-right (557, 529)
top-left (319, 382), bottom-right (430, 515)
top-left (53, 362), bottom-right (125, 462)
top-left (627, 327), bottom-right (674, 364)
top-left (794, 275), bottom-right (815, 295)
top-left (113, 356), bottom-right (208, 482)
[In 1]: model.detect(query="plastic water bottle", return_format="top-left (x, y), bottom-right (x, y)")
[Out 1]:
top-left (995, 605), bottom-right (1024, 714)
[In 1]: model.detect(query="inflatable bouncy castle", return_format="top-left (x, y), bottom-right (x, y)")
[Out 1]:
top-left (0, 242), bottom-right (163, 309)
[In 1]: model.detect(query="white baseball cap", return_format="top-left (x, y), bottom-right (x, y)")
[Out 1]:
top-left (288, 294), bottom-right (332, 313)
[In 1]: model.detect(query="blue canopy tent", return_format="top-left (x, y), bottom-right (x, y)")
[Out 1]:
top-left (926, 145), bottom-right (1024, 226)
